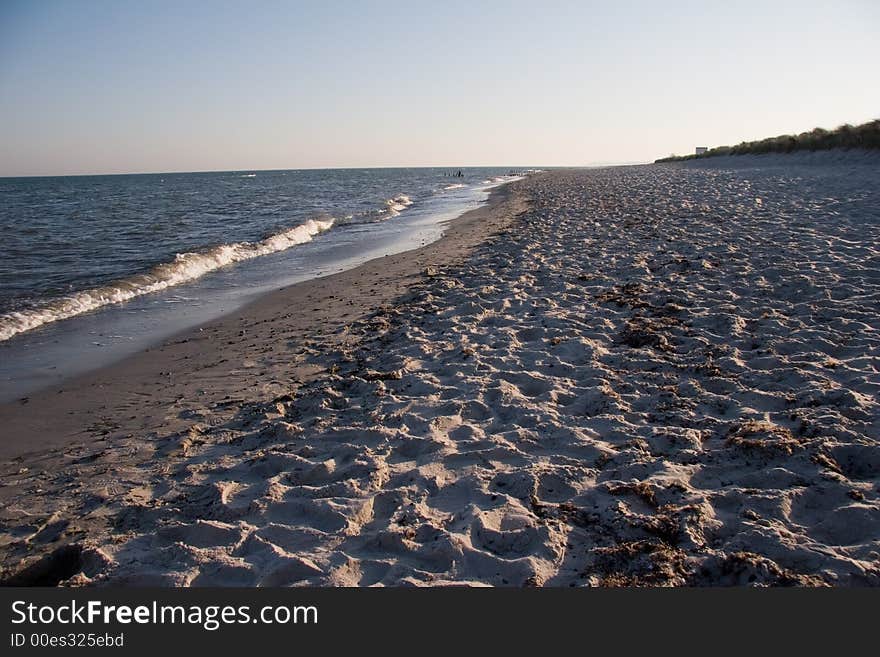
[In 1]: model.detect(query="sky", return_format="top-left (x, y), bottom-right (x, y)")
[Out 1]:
top-left (0, 0), bottom-right (878, 176)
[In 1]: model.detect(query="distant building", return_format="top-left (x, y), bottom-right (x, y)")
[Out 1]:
top-left (695, 146), bottom-right (708, 155)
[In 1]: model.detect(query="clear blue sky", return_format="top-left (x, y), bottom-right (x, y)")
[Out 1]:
top-left (1, 0), bottom-right (877, 175)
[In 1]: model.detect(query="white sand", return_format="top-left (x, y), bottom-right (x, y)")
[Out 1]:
top-left (2, 152), bottom-right (879, 586)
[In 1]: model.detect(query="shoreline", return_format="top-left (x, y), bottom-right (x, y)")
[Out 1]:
top-left (0, 181), bottom-right (530, 462)
top-left (0, 173), bottom-right (521, 403)
top-left (2, 156), bottom-right (877, 586)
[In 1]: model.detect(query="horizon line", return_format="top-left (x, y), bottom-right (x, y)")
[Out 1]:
top-left (0, 161), bottom-right (650, 179)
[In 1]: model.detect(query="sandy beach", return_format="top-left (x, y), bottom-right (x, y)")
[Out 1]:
top-left (2, 153), bottom-right (878, 586)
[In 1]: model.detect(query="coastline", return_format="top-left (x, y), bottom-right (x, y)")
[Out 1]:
top-left (0, 181), bottom-right (529, 462)
top-left (2, 157), bottom-right (878, 586)
top-left (0, 172), bottom-right (520, 403)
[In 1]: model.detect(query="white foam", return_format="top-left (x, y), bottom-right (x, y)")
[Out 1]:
top-left (379, 194), bottom-right (414, 218)
top-left (480, 175), bottom-right (524, 188)
top-left (481, 177), bottom-right (512, 184)
top-left (0, 218), bottom-right (334, 342)
top-left (443, 183), bottom-right (467, 190)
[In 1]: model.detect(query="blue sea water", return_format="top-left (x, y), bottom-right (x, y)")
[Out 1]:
top-left (0, 167), bottom-right (530, 399)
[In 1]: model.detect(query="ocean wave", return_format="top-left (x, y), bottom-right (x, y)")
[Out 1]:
top-left (385, 194), bottom-right (412, 216)
top-left (443, 184), bottom-right (467, 190)
top-left (0, 218), bottom-right (334, 342)
top-left (382, 194), bottom-right (413, 217)
top-left (481, 175), bottom-right (523, 185)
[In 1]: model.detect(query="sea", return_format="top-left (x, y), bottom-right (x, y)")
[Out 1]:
top-left (0, 167), bottom-right (532, 400)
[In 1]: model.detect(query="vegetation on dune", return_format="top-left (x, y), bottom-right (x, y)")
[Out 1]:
top-left (655, 119), bottom-right (880, 163)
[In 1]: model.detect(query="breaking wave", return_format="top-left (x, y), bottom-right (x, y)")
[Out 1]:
top-left (0, 218), bottom-right (334, 341)
top-left (380, 194), bottom-right (413, 218)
